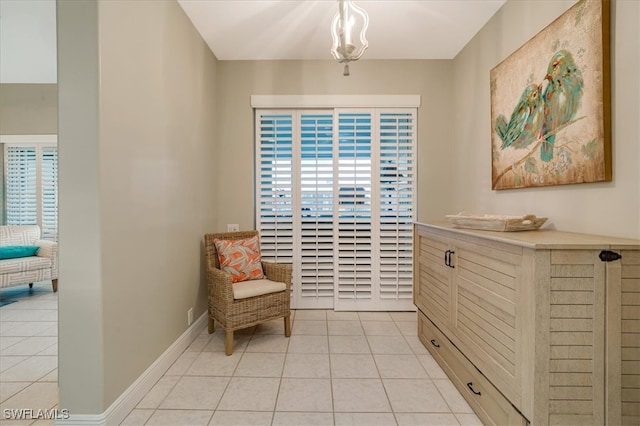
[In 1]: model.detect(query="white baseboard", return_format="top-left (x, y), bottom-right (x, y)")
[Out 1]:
top-left (55, 312), bottom-right (207, 426)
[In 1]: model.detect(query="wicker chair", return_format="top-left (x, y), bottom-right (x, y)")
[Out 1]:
top-left (204, 230), bottom-right (292, 355)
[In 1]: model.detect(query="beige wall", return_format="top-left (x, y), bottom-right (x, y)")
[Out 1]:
top-left (0, 84), bottom-right (58, 135)
top-left (57, 0), bottom-right (218, 413)
top-left (450, 0), bottom-right (640, 239)
top-left (216, 59), bottom-right (455, 230)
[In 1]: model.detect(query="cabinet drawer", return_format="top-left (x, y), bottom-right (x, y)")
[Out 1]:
top-left (418, 311), bottom-right (528, 426)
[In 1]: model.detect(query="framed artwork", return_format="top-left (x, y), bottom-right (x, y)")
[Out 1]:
top-left (490, 0), bottom-right (611, 190)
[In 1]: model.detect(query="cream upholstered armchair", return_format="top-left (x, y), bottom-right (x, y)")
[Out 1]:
top-left (204, 230), bottom-right (292, 355)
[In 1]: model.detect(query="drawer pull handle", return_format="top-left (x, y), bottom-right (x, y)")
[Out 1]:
top-left (430, 339), bottom-right (440, 348)
top-left (444, 250), bottom-right (455, 268)
top-left (467, 382), bottom-right (481, 396)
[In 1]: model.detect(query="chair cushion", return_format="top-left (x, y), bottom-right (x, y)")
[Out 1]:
top-left (232, 279), bottom-right (287, 300)
top-left (0, 245), bottom-right (40, 260)
top-left (214, 235), bottom-right (265, 283)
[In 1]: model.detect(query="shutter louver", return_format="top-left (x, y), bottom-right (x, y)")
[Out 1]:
top-left (5, 147), bottom-right (38, 226)
top-left (257, 113), bottom-right (294, 264)
top-left (379, 112), bottom-right (415, 301)
top-left (337, 112), bottom-right (373, 302)
top-left (299, 113), bottom-right (335, 306)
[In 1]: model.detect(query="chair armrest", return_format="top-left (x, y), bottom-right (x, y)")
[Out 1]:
top-left (206, 266), bottom-right (235, 304)
top-left (262, 261), bottom-right (293, 289)
top-left (35, 239), bottom-right (57, 260)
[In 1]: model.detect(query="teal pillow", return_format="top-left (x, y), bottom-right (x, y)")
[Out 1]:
top-left (0, 245), bottom-right (40, 260)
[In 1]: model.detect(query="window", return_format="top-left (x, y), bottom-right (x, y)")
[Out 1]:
top-left (3, 136), bottom-right (58, 241)
top-left (255, 104), bottom-right (417, 311)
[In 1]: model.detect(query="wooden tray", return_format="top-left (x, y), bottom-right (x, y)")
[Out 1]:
top-left (445, 213), bottom-right (548, 232)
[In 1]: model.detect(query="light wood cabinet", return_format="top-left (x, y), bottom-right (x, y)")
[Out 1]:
top-left (413, 222), bottom-right (640, 425)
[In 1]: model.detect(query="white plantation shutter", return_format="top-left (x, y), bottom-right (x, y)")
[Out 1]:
top-left (257, 112), bottom-right (294, 264)
top-left (41, 146), bottom-right (58, 241)
top-left (255, 107), bottom-right (416, 311)
top-left (335, 111), bottom-right (375, 309)
top-left (378, 111), bottom-right (416, 304)
top-left (298, 112), bottom-right (335, 308)
top-left (4, 143), bottom-right (58, 241)
top-left (5, 146), bottom-right (38, 225)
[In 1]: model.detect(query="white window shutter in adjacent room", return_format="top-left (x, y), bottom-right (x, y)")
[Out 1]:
top-left (5, 146), bottom-right (38, 226)
top-left (41, 146), bottom-right (58, 241)
top-left (4, 142), bottom-right (58, 241)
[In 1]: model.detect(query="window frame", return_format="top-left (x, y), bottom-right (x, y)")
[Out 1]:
top-left (253, 96), bottom-right (419, 311)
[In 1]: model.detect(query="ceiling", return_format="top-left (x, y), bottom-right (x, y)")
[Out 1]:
top-left (178, 0), bottom-right (506, 61)
top-left (0, 0), bottom-right (507, 84)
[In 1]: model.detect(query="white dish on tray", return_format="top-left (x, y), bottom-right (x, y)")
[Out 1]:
top-left (445, 213), bottom-right (548, 232)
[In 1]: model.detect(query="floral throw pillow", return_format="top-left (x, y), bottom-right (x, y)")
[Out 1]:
top-left (214, 236), bottom-right (265, 283)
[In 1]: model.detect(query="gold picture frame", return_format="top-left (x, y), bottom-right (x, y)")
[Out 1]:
top-left (491, 0), bottom-right (611, 190)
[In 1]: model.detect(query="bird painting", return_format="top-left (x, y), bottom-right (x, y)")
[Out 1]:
top-left (490, 0), bottom-right (610, 190)
top-left (495, 83), bottom-right (545, 151)
top-left (495, 49), bottom-right (584, 162)
top-left (540, 49), bottom-right (584, 161)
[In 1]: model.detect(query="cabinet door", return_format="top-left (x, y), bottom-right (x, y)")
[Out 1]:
top-left (414, 228), bottom-right (453, 332)
top-left (545, 249), bottom-right (606, 426)
top-left (449, 235), bottom-right (525, 408)
top-left (608, 249), bottom-right (640, 426)
top-left (621, 249), bottom-right (640, 425)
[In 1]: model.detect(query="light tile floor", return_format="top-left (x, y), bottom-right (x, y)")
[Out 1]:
top-left (0, 283), bottom-right (483, 426)
top-left (122, 310), bottom-right (483, 426)
top-left (0, 282), bottom-right (58, 426)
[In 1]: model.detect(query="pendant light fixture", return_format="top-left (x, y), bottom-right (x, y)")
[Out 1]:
top-left (330, 0), bottom-right (369, 76)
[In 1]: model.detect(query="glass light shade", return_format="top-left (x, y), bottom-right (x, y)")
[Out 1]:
top-left (330, 0), bottom-right (369, 76)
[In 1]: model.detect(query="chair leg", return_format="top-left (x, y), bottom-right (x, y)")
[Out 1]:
top-left (284, 315), bottom-right (291, 337)
top-left (208, 317), bottom-right (215, 334)
top-left (52, 279), bottom-right (58, 293)
top-left (225, 330), bottom-right (234, 356)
